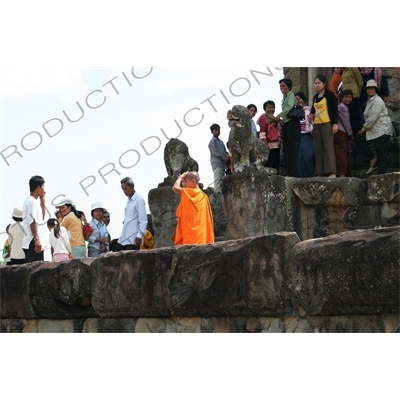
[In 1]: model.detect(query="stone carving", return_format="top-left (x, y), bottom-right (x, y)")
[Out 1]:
top-left (158, 138), bottom-right (199, 187)
top-left (286, 293), bottom-right (328, 317)
top-left (170, 266), bottom-right (217, 307)
top-left (227, 105), bottom-right (269, 173)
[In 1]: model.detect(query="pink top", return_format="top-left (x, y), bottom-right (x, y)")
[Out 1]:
top-left (300, 106), bottom-right (313, 133)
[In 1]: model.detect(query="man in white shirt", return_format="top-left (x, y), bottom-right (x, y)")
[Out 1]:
top-left (116, 177), bottom-right (147, 251)
top-left (22, 175), bottom-right (46, 262)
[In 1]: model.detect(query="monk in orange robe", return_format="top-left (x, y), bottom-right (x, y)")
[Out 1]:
top-left (172, 171), bottom-right (214, 245)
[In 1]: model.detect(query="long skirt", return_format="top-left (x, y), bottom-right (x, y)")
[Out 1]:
top-left (298, 133), bottom-right (316, 178)
top-left (334, 130), bottom-right (351, 176)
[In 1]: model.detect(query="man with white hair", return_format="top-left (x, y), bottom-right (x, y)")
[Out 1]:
top-left (116, 177), bottom-right (147, 251)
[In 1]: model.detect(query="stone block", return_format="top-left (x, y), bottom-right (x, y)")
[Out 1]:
top-left (37, 319), bottom-right (84, 333)
top-left (284, 227), bottom-right (400, 316)
top-left (0, 262), bottom-right (43, 319)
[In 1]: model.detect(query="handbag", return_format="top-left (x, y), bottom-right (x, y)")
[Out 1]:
top-left (82, 222), bottom-right (94, 241)
top-left (287, 105), bottom-right (305, 120)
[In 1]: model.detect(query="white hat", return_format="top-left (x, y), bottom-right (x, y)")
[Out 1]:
top-left (91, 202), bottom-right (105, 212)
top-left (55, 197), bottom-right (74, 208)
top-left (12, 206), bottom-right (23, 218)
top-left (365, 79), bottom-right (380, 93)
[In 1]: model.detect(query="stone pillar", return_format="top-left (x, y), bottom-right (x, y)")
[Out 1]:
top-left (148, 187), bottom-right (180, 248)
top-left (222, 170), bottom-right (296, 240)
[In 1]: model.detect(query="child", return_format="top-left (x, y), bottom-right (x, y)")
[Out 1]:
top-left (257, 100), bottom-right (283, 174)
top-left (47, 218), bottom-right (72, 262)
top-left (335, 89), bottom-right (354, 177)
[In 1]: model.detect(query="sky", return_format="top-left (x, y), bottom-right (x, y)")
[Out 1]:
top-left (0, 67), bottom-right (284, 256)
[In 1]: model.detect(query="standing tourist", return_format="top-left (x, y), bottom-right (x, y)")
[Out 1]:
top-left (295, 92), bottom-right (315, 178)
top-left (55, 197), bottom-right (87, 258)
top-left (275, 78), bottom-right (301, 177)
top-left (47, 218), bottom-right (72, 262)
top-left (88, 202), bottom-right (110, 257)
top-left (247, 104), bottom-right (258, 138)
top-left (335, 89), bottom-right (354, 177)
top-left (309, 75), bottom-right (338, 178)
top-left (22, 175), bottom-right (46, 262)
top-left (358, 80), bottom-right (393, 175)
top-left (208, 123), bottom-right (229, 193)
top-left (257, 100), bottom-right (282, 174)
top-left (116, 178), bottom-right (147, 251)
top-left (8, 206), bottom-right (26, 265)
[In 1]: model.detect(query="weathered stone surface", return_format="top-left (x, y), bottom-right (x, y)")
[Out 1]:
top-left (283, 227), bottom-right (400, 315)
top-left (91, 247), bottom-right (176, 318)
top-left (83, 318), bottom-right (138, 333)
top-left (223, 172), bottom-right (295, 240)
top-left (1, 223), bottom-right (398, 332)
top-left (148, 186), bottom-right (180, 248)
top-left (293, 177), bottom-right (362, 240)
top-left (168, 233), bottom-right (299, 317)
top-left (158, 138), bottom-right (199, 187)
top-left (0, 319), bottom-right (39, 333)
top-left (293, 174), bottom-right (400, 240)
top-left (227, 105), bottom-right (269, 173)
top-left (29, 258), bottom-right (98, 319)
top-left (207, 191), bottom-right (226, 240)
top-left (0, 262), bottom-right (43, 319)
top-left (2, 313), bottom-right (398, 333)
top-left (90, 232), bottom-right (300, 318)
top-left (361, 173), bottom-right (399, 204)
top-left (37, 319), bottom-right (84, 333)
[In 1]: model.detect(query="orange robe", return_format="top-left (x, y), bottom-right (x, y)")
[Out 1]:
top-left (174, 188), bottom-right (214, 245)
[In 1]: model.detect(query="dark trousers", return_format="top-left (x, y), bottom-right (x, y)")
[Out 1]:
top-left (348, 97), bottom-right (364, 135)
top-left (10, 258), bottom-right (26, 265)
top-left (282, 119), bottom-right (301, 177)
top-left (115, 243), bottom-right (139, 252)
top-left (373, 135), bottom-right (390, 175)
top-left (265, 148), bottom-right (280, 174)
top-left (298, 133), bottom-right (316, 178)
top-left (23, 239), bottom-right (44, 263)
top-left (355, 132), bottom-right (376, 163)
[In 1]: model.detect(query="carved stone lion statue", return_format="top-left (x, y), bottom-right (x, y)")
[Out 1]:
top-left (158, 138), bottom-right (199, 187)
top-left (227, 105), bottom-right (269, 173)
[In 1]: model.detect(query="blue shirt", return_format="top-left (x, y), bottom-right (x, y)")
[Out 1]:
top-left (251, 119), bottom-right (258, 138)
top-left (118, 192), bottom-right (147, 246)
top-left (88, 219), bottom-right (109, 252)
top-left (208, 136), bottom-right (228, 171)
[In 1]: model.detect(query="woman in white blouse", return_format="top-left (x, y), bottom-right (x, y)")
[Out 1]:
top-left (358, 79), bottom-right (393, 175)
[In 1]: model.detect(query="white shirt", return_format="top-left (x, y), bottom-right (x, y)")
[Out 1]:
top-left (49, 226), bottom-right (72, 255)
top-left (8, 222), bottom-right (25, 259)
top-left (22, 195), bottom-right (45, 250)
top-left (118, 192), bottom-right (147, 246)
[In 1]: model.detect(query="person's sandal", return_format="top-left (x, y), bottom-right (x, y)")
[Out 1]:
top-left (366, 166), bottom-right (378, 175)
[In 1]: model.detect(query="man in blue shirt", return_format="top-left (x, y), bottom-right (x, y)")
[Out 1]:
top-left (208, 124), bottom-right (229, 193)
top-left (116, 177), bottom-right (148, 251)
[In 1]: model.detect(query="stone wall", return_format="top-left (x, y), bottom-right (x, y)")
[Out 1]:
top-left (1, 228), bottom-right (399, 333)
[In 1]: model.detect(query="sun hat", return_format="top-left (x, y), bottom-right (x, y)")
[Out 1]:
top-left (12, 206), bottom-right (23, 218)
top-left (365, 79), bottom-right (380, 93)
top-left (91, 202), bottom-right (105, 212)
top-left (55, 197), bottom-right (74, 208)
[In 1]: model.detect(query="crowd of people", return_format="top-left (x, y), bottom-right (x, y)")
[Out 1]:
top-left (2, 175), bottom-right (155, 265)
top-left (2, 68), bottom-right (394, 265)
top-left (208, 67), bottom-right (393, 186)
